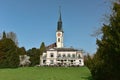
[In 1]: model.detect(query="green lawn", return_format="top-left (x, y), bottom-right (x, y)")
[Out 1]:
top-left (0, 67), bottom-right (92, 80)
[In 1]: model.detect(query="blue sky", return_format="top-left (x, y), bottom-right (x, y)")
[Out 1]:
top-left (0, 0), bottom-right (111, 54)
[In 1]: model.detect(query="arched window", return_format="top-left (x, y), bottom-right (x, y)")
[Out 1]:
top-left (58, 38), bottom-right (60, 42)
top-left (50, 53), bottom-right (54, 57)
top-left (78, 54), bottom-right (81, 58)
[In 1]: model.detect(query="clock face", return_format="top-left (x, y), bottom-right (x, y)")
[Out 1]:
top-left (57, 33), bottom-right (61, 37)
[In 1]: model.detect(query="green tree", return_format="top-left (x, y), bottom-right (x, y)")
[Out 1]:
top-left (0, 38), bottom-right (19, 68)
top-left (84, 54), bottom-right (94, 69)
top-left (27, 48), bottom-right (40, 66)
top-left (18, 47), bottom-right (26, 55)
top-left (88, 1), bottom-right (120, 80)
top-left (2, 31), bottom-right (6, 39)
top-left (40, 42), bottom-right (46, 55)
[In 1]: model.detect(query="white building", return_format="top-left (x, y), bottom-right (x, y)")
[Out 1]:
top-left (40, 11), bottom-right (84, 66)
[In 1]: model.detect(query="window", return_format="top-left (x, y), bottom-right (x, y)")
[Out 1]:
top-left (79, 60), bottom-right (81, 62)
top-left (58, 38), bottom-right (60, 42)
top-left (67, 54), bottom-right (71, 57)
top-left (43, 60), bottom-right (46, 64)
top-left (57, 54), bottom-right (61, 57)
top-left (72, 54), bottom-right (75, 58)
top-left (50, 53), bottom-right (54, 57)
top-left (78, 54), bottom-right (81, 58)
top-left (71, 60), bottom-right (73, 64)
top-left (63, 54), bottom-right (66, 57)
top-left (43, 54), bottom-right (47, 58)
top-left (50, 60), bottom-right (54, 64)
top-left (79, 60), bottom-right (81, 64)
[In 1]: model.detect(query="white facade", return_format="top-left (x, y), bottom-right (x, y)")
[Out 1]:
top-left (40, 48), bottom-right (84, 66)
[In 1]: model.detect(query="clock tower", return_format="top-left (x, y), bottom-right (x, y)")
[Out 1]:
top-left (56, 9), bottom-right (64, 48)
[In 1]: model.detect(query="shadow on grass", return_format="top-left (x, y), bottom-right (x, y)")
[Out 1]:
top-left (81, 76), bottom-right (93, 80)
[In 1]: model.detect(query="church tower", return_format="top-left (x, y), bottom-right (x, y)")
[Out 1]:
top-left (56, 9), bottom-right (64, 48)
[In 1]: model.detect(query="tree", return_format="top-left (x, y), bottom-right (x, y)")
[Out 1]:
top-left (18, 47), bottom-right (26, 55)
top-left (40, 42), bottom-right (46, 55)
top-left (0, 38), bottom-right (19, 68)
top-left (2, 31), bottom-right (6, 39)
top-left (84, 53), bottom-right (94, 69)
top-left (6, 32), bottom-right (18, 46)
top-left (1, 31), bottom-right (18, 45)
top-left (88, 1), bottom-right (120, 80)
top-left (27, 48), bottom-right (40, 66)
top-left (26, 42), bottom-right (46, 66)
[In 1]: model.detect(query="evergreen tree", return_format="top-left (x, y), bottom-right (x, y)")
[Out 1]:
top-left (40, 42), bottom-right (46, 55)
top-left (88, 1), bottom-right (120, 80)
top-left (2, 31), bottom-right (6, 39)
top-left (0, 38), bottom-right (19, 68)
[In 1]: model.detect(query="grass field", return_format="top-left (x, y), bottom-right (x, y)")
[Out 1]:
top-left (0, 67), bottom-right (92, 80)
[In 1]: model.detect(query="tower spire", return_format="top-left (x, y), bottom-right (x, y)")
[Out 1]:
top-left (59, 6), bottom-right (62, 22)
top-left (57, 6), bottom-right (63, 32)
